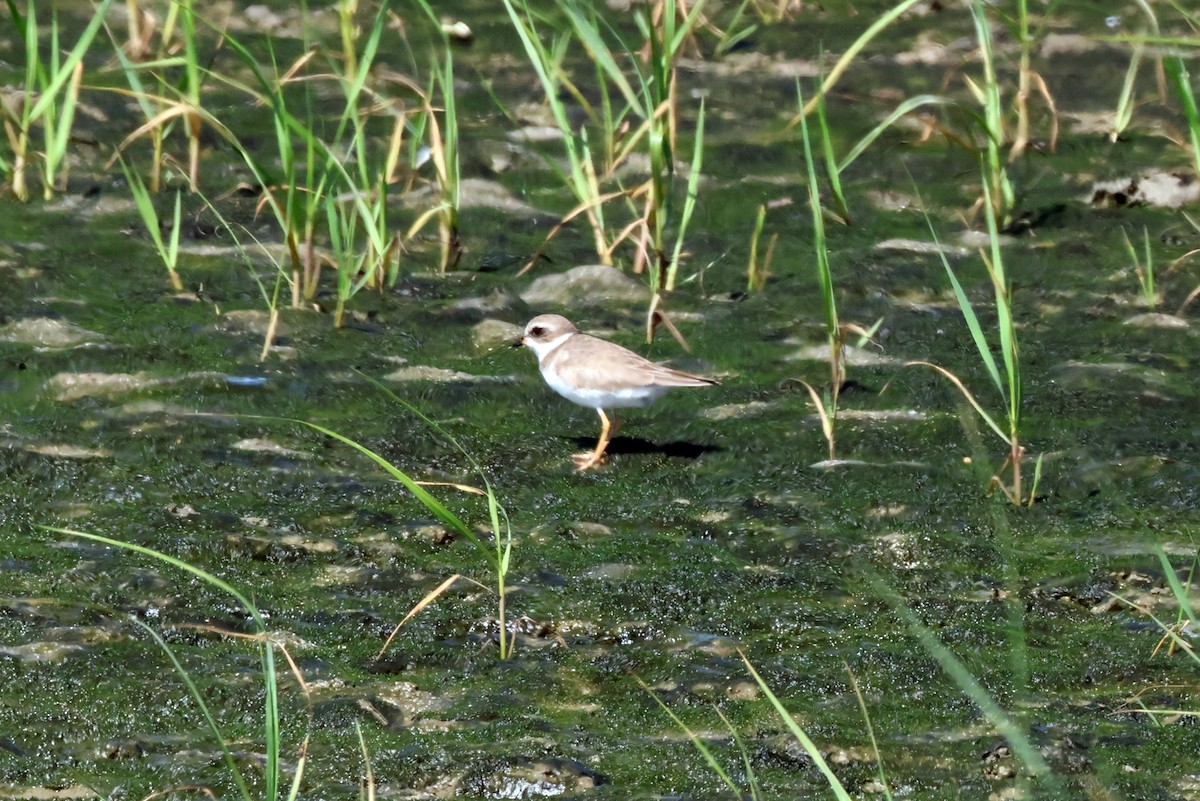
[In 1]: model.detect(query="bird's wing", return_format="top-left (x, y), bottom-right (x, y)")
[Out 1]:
top-left (551, 335), bottom-right (716, 390)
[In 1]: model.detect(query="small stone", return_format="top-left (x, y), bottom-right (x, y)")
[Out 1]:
top-left (473, 318), bottom-right (522, 352)
top-left (520, 264), bottom-right (649, 307)
top-left (0, 318), bottom-right (103, 348)
top-left (1123, 312), bottom-right (1189, 329)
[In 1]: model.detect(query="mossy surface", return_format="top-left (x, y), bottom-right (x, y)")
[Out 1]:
top-left (2, 1), bottom-right (1199, 800)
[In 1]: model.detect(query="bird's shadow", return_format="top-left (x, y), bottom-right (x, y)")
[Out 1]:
top-left (569, 435), bottom-right (722, 460)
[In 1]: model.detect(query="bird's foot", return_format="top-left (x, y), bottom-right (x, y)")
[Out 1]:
top-left (572, 451), bottom-right (607, 471)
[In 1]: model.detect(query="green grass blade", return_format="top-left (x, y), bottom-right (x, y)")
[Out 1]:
top-left (281, 418), bottom-right (486, 553)
top-left (980, 174), bottom-right (1020, 431)
top-left (45, 526), bottom-right (265, 628)
top-left (1156, 547), bottom-right (1199, 628)
top-left (837, 95), bottom-right (953, 173)
top-left (121, 157), bottom-right (169, 263)
top-left (168, 188), bottom-right (182, 268)
top-left (714, 706), bottom-right (761, 801)
top-left (796, 80), bottom-right (838, 343)
top-left (739, 654), bottom-right (854, 800)
top-left (561, 4), bottom-right (643, 116)
top-left (1112, 44), bottom-right (1142, 141)
top-left (1165, 55), bottom-right (1200, 175)
top-left (666, 97), bottom-right (705, 291)
top-left (915, 193), bottom-right (1006, 402)
top-left (869, 576), bottom-right (1056, 783)
top-left (27, 0), bottom-right (116, 122)
top-left (130, 617), bottom-right (256, 801)
top-left (794, 0), bottom-right (928, 121)
top-left (636, 678), bottom-right (746, 797)
top-left (813, 60), bottom-right (848, 222)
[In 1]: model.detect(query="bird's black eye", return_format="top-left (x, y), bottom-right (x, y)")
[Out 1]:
top-left (530, 326), bottom-right (545, 337)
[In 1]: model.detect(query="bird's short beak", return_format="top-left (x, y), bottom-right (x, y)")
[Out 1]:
top-left (511, 336), bottom-right (526, 349)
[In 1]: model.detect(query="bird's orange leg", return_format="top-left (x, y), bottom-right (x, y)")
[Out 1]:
top-left (573, 409), bottom-right (616, 470)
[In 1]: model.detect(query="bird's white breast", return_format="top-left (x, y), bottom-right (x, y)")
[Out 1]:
top-left (540, 362), bottom-right (667, 409)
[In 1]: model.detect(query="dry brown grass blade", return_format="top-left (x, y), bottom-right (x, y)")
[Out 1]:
top-left (375, 573), bottom-right (490, 659)
top-left (905, 360), bottom-right (1007, 445)
top-left (514, 188), bottom-right (628, 276)
top-left (985, 454), bottom-right (1020, 505)
top-left (259, 307), bottom-right (280, 363)
top-left (1151, 620), bottom-right (1192, 658)
top-left (796, 378), bottom-right (834, 459)
top-left (649, 304), bottom-right (691, 352)
top-left (124, 0), bottom-right (157, 61)
top-left (759, 232), bottom-right (779, 289)
top-left (383, 108), bottom-right (408, 185)
top-left (840, 322), bottom-right (875, 343)
top-left (605, 214), bottom-right (651, 268)
top-left (174, 624), bottom-right (313, 696)
top-left (278, 48), bottom-right (321, 85)
top-left (415, 480), bottom-right (488, 497)
top-left (1010, 69), bottom-right (1059, 161)
top-left (1030, 70), bottom-right (1060, 153)
top-left (1166, 247), bottom-right (1200, 276)
top-left (104, 102), bottom-right (193, 168)
top-left (1178, 282), bottom-right (1200, 314)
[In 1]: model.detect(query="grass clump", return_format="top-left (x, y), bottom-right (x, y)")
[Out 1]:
top-left (41, 525), bottom-right (310, 801)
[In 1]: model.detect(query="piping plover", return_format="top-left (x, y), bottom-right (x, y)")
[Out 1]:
top-left (514, 314), bottom-right (718, 470)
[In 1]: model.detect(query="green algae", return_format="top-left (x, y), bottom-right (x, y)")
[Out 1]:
top-left (2, 1), bottom-right (1200, 799)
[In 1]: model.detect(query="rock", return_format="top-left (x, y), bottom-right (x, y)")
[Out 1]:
top-left (699, 401), bottom-right (774, 421)
top-left (520, 264), bottom-right (649, 307)
top-left (875, 238), bottom-right (970, 257)
top-left (232, 438), bottom-right (310, 458)
top-left (383, 365), bottom-right (516, 384)
top-left (212, 309), bottom-right (286, 337)
top-left (473, 319), bottom-right (522, 353)
top-left (1089, 171), bottom-right (1200, 209)
top-left (48, 371), bottom-right (226, 401)
top-left (467, 757), bottom-right (607, 798)
top-left (1123, 312), bottom-right (1189, 329)
top-left (23, 444), bottom-right (112, 459)
top-left (0, 318), bottom-right (103, 349)
top-left (48, 372), bottom-right (158, 401)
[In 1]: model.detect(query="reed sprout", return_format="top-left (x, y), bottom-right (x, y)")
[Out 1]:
top-left (205, 2), bottom-right (405, 307)
top-left (121, 156), bottom-right (184, 291)
top-left (794, 79), bottom-right (880, 462)
top-left (421, 47), bottom-right (464, 271)
top-left (105, 0), bottom-right (206, 192)
top-left (504, 0), bottom-right (708, 339)
top-left (1150, 547), bottom-right (1198, 661)
top-left (910, 171), bottom-right (1041, 505)
top-left (402, 0), bottom-right (465, 271)
top-left (797, 79), bottom-right (841, 461)
top-left (175, 0), bottom-right (203, 190)
top-left (968, 0), bottom-right (1015, 224)
top-left (1123, 226), bottom-right (1157, 307)
top-left (2, 0), bottom-right (115, 200)
top-left (189, 182), bottom-right (290, 362)
top-left (1111, 44), bottom-right (1143, 143)
top-left (503, 0), bottom-right (615, 266)
top-left (745, 204), bottom-right (775, 292)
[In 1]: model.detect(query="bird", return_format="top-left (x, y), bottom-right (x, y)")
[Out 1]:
top-left (513, 314), bottom-right (718, 470)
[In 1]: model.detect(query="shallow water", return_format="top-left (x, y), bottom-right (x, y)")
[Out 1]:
top-left (2, 1), bottom-right (1200, 799)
